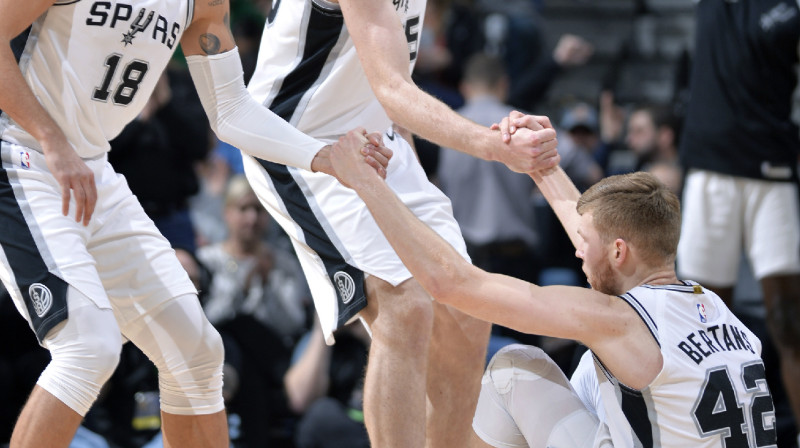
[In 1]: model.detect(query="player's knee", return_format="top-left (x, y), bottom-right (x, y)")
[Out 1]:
top-left (485, 344), bottom-right (557, 394)
top-left (39, 324), bottom-right (122, 416)
top-left (158, 318), bottom-right (225, 415)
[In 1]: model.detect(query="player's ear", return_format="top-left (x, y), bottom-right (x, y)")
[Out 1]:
top-left (612, 238), bottom-right (627, 266)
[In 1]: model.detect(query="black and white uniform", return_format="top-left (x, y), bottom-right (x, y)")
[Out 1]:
top-left (0, 0), bottom-right (196, 342)
top-left (575, 282), bottom-right (776, 447)
top-left (473, 282), bottom-right (776, 447)
top-left (246, 0), bottom-right (469, 342)
top-left (677, 0), bottom-right (800, 284)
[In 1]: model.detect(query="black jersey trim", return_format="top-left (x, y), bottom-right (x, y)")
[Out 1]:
top-left (619, 384), bottom-right (655, 448)
top-left (0, 27), bottom-right (33, 121)
top-left (257, 3), bottom-right (363, 330)
top-left (53, 0), bottom-right (82, 5)
top-left (0, 144), bottom-right (69, 343)
top-left (186, 0), bottom-right (195, 28)
top-left (619, 292), bottom-right (660, 347)
top-left (641, 282), bottom-right (699, 293)
top-left (9, 27), bottom-right (31, 71)
top-left (269, 1), bottom-right (344, 121)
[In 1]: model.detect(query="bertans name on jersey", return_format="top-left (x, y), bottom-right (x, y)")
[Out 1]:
top-left (85, 1), bottom-right (181, 49)
top-left (677, 323), bottom-right (757, 365)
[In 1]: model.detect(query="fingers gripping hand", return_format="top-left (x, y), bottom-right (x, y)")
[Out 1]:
top-left (330, 129), bottom-right (391, 189)
top-left (46, 149), bottom-right (97, 226)
top-left (492, 113), bottom-right (559, 174)
top-left (363, 131), bottom-right (393, 173)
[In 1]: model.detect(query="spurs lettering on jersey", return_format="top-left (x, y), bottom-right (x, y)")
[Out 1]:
top-left (86, 2), bottom-right (181, 49)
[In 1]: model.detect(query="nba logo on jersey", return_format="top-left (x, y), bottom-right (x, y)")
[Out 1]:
top-left (18, 151), bottom-right (30, 169)
top-left (697, 303), bottom-right (707, 323)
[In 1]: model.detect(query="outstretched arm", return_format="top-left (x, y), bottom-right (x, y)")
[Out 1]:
top-left (339, 0), bottom-right (559, 174)
top-left (181, 0), bottom-right (389, 178)
top-left (329, 130), bottom-right (615, 344)
top-left (0, 0), bottom-right (98, 226)
top-left (496, 113), bottom-right (582, 249)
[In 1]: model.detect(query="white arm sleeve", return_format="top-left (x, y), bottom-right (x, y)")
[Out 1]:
top-left (186, 48), bottom-right (324, 171)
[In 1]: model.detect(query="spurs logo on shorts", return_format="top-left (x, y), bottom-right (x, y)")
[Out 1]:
top-left (29, 283), bottom-right (53, 317)
top-left (334, 271), bottom-right (355, 304)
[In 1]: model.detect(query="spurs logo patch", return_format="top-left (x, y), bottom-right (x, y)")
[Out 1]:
top-left (334, 271), bottom-right (355, 305)
top-left (29, 283), bottom-right (53, 317)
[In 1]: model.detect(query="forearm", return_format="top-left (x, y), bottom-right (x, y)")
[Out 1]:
top-left (186, 49), bottom-right (326, 171)
top-left (284, 338), bottom-right (332, 413)
top-left (377, 79), bottom-right (496, 161)
top-left (352, 173), bottom-right (474, 302)
top-left (529, 167), bottom-right (582, 249)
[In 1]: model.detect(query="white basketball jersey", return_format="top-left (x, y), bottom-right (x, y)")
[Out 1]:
top-left (593, 282), bottom-right (776, 448)
top-left (247, 0), bottom-right (425, 143)
top-left (0, 0), bottom-right (194, 159)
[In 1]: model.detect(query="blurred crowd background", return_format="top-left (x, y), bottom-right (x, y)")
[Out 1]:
top-left (1, 0), bottom-right (799, 446)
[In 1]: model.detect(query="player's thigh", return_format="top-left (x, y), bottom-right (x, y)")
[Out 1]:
top-left (743, 180), bottom-right (800, 280)
top-left (88, 166), bottom-right (196, 327)
top-left (677, 170), bottom-right (743, 285)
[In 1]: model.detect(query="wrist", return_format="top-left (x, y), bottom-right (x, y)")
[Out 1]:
top-left (310, 145), bottom-right (334, 175)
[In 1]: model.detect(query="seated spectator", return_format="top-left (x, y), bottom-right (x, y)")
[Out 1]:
top-left (285, 318), bottom-right (370, 448)
top-left (197, 175), bottom-right (312, 446)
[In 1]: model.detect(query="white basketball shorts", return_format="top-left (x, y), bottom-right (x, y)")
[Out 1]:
top-left (242, 127), bottom-right (469, 343)
top-left (677, 169), bottom-right (800, 285)
top-left (0, 141), bottom-right (196, 342)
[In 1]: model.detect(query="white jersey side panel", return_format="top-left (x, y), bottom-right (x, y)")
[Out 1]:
top-left (592, 282), bottom-right (776, 448)
top-left (0, 0), bottom-right (193, 158)
top-left (247, 0), bottom-right (424, 143)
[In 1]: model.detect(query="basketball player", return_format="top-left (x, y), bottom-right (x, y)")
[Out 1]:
top-left (677, 1), bottom-right (800, 443)
top-left (243, 0), bottom-right (560, 446)
top-left (327, 114), bottom-right (778, 447)
top-left (0, 0), bottom-right (389, 447)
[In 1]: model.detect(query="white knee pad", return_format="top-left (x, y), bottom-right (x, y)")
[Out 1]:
top-left (38, 287), bottom-right (123, 416)
top-left (125, 294), bottom-right (225, 415)
top-left (473, 344), bottom-right (607, 448)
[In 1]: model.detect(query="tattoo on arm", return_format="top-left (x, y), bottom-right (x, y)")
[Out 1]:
top-left (199, 33), bottom-right (221, 54)
top-left (208, 0), bottom-right (224, 5)
top-left (224, 12), bottom-right (230, 28)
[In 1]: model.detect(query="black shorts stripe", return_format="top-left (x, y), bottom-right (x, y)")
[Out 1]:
top-left (259, 3), bottom-right (365, 329)
top-left (258, 163), bottom-right (366, 328)
top-left (0, 157), bottom-right (68, 342)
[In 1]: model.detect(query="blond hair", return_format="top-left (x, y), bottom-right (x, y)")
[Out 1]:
top-left (224, 175), bottom-right (255, 207)
top-left (576, 172), bottom-right (681, 266)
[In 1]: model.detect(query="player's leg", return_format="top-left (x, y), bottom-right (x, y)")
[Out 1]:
top-left (359, 276), bottom-right (434, 448)
top-left (746, 179), bottom-right (800, 440)
top-left (0, 142), bottom-right (123, 447)
top-left (676, 170), bottom-right (742, 307)
top-left (472, 345), bottom-right (608, 448)
top-left (761, 274), bottom-right (800, 437)
top-left (121, 294), bottom-right (227, 448)
top-left (89, 166), bottom-right (227, 447)
top-left (11, 288), bottom-right (123, 448)
top-left (426, 301), bottom-right (490, 448)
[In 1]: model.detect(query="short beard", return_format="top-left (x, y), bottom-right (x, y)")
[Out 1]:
top-left (589, 256), bottom-right (622, 295)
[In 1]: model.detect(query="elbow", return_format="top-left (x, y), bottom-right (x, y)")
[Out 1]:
top-left (372, 77), bottom-right (412, 125)
top-left (422, 262), bottom-right (471, 307)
